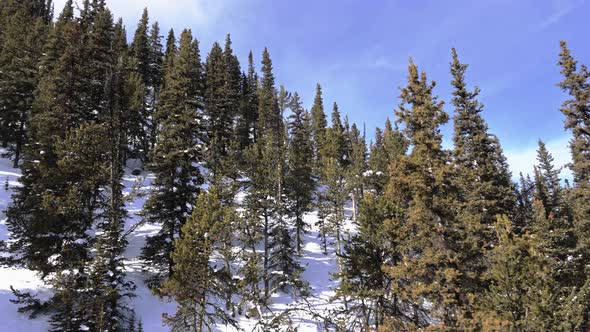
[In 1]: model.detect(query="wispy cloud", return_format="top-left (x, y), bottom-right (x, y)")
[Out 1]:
top-left (368, 56), bottom-right (406, 72)
top-left (505, 134), bottom-right (572, 180)
top-left (538, 0), bottom-right (585, 29)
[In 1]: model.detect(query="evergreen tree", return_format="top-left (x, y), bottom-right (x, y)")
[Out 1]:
top-left (556, 41), bottom-right (590, 329)
top-left (318, 102), bottom-right (348, 258)
top-left (129, 8), bottom-right (150, 83)
top-left (534, 140), bottom-right (568, 219)
top-left (79, 4), bottom-right (114, 122)
top-left (367, 120), bottom-right (408, 195)
top-left (127, 8), bottom-right (154, 160)
top-left (204, 39), bottom-right (239, 176)
top-left (46, 123), bottom-right (117, 331)
top-left (367, 127), bottom-right (386, 193)
top-left (0, 0), bottom-right (49, 166)
top-left (345, 122), bottom-right (366, 223)
top-left (223, 35), bottom-right (242, 141)
top-left (383, 59), bottom-right (461, 329)
top-left (162, 28), bottom-right (176, 77)
top-left (265, 86), bottom-right (303, 294)
top-left (242, 47), bottom-right (287, 306)
top-left (236, 51), bottom-right (259, 149)
top-left (474, 216), bottom-right (559, 331)
top-left (85, 43), bottom-right (136, 331)
top-left (515, 172), bottom-right (535, 233)
top-left (310, 83), bottom-right (328, 165)
top-left (140, 29), bottom-right (204, 285)
top-left (308, 83), bottom-right (329, 252)
top-left (7, 0), bottom-right (85, 276)
top-left (336, 193), bottom-right (398, 331)
top-left (146, 21), bottom-right (164, 153)
top-left (449, 48), bottom-right (516, 323)
top-left (161, 188), bottom-right (238, 332)
top-left (285, 93), bottom-right (315, 254)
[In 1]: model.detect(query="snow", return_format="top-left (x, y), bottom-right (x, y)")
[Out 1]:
top-left (0, 150), bottom-right (349, 331)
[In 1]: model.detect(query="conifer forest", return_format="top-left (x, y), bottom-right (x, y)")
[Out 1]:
top-left (1, 1), bottom-right (590, 331)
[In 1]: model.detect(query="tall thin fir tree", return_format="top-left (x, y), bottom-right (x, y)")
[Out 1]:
top-left (236, 51), bottom-right (259, 150)
top-left (285, 93), bottom-right (315, 254)
top-left (383, 59), bottom-right (461, 329)
top-left (203, 37), bottom-right (243, 311)
top-left (528, 141), bottom-right (577, 331)
top-left (140, 29), bottom-right (205, 286)
top-left (556, 41), bottom-right (590, 329)
top-left (318, 102), bottom-right (348, 261)
top-left (260, 89), bottom-right (308, 295)
top-left (146, 21), bottom-right (164, 153)
top-left (345, 122), bottom-right (367, 223)
top-left (242, 47), bottom-right (287, 307)
top-left (204, 40), bottom-right (238, 177)
top-left (127, 8), bottom-right (153, 161)
top-left (449, 48), bottom-right (516, 324)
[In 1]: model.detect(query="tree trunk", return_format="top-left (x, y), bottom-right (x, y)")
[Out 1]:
top-left (13, 110), bottom-right (26, 168)
top-left (351, 193), bottom-right (357, 223)
top-left (263, 210), bottom-right (270, 301)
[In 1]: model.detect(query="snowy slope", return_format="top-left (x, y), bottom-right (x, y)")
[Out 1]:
top-left (0, 153), bottom-right (349, 331)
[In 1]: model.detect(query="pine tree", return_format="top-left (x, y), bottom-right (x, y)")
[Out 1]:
top-left (204, 40), bottom-right (236, 176)
top-left (161, 188), bottom-right (238, 332)
top-left (285, 93), bottom-right (315, 254)
top-left (6, 0), bottom-right (85, 275)
top-left (223, 35), bottom-right (242, 140)
top-left (367, 120), bottom-right (408, 195)
top-left (84, 42), bottom-right (135, 331)
top-left (310, 83), bottom-right (328, 166)
top-left (318, 102), bottom-right (348, 259)
top-left (367, 127), bottom-right (386, 193)
top-left (162, 28), bottom-right (176, 77)
top-left (382, 59), bottom-right (461, 329)
top-left (129, 8), bottom-right (150, 83)
top-left (556, 41), bottom-right (590, 329)
top-left (449, 48), bottom-right (516, 323)
top-left (242, 48), bottom-right (288, 306)
top-left (515, 172), bottom-right (535, 233)
top-left (0, 0), bottom-right (49, 166)
top-left (345, 123), bottom-right (366, 223)
top-left (534, 140), bottom-right (568, 219)
top-left (49, 270), bottom-right (87, 332)
top-left (6, 4), bottom-right (137, 328)
top-left (127, 8), bottom-right (151, 160)
top-left (202, 40), bottom-right (242, 311)
top-left (236, 51), bottom-right (259, 149)
top-left (140, 29), bottom-right (204, 285)
top-left (474, 216), bottom-right (559, 331)
top-left (336, 193), bottom-right (398, 331)
top-left (79, 4), bottom-right (115, 122)
top-left (46, 123), bottom-right (118, 331)
top-left (146, 21), bottom-right (164, 153)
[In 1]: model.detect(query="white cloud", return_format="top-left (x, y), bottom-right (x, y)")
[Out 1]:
top-left (369, 56), bottom-right (406, 72)
top-left (538, 0), bottom-right (585, 29)
top-left (505, 135), bottom-right (572, 180)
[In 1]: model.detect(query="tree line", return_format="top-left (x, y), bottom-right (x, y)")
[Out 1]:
top-left (1, 1), bottom-right (589, 331)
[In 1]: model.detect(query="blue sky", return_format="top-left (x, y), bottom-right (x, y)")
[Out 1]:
top-left (54, 0), bottom-right (590, 177)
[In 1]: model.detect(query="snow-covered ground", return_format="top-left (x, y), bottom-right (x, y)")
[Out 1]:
top-left (0, 153), bottom-right (350, 331)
